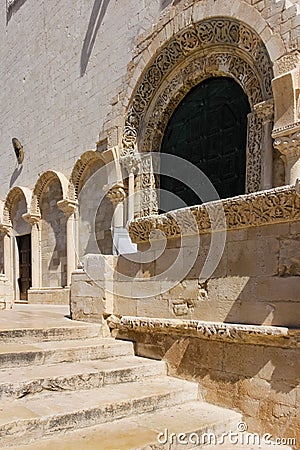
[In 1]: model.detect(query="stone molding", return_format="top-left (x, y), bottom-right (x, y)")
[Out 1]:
top-left (128, 184), bottom-right (300, 243)
top-left (113, 316), bottom-right (289, 342)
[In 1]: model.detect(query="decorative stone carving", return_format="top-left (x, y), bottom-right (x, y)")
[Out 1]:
top-left (254, 99), bottom-right (274, 125)
top-left (122, 17), bottom-right (273, 156)
top-left (57, 199), bottom-right (78, 217)
top-left (115, 316), bottom-right (289, 341)
top-left (276, 52), bottom-right (300, 75)
top-left (107, 184), bottom-right (127, 207)
top-left (274, 130), bottom-right (300, 157)
top-left (142, 52), bottom-right (265, 153)
top-left (128, 185), bottom-right (300, 243)
top-left (246, 112), bottom-right (263, 193)
top-left (120, 154), bottom-right (140, 175)
top-left (68, 150), bottom-right (104, 200)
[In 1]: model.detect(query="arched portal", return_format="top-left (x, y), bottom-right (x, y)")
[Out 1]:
top-left (160, 77), bottom-right (251, 209)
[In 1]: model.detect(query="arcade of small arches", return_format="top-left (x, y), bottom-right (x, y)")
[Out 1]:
top-left (0, 150), bottom-right (119, 305)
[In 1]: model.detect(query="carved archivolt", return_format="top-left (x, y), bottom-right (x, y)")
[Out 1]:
top-left (3, 186), bottom-right (32, 227)
top-left (68, 150), bottom-right (104, 200)
top-left (122, 17), bottom-right (273, 156)
top-left (31, 170), bottom-right (69, 216)
top-left (128, 185), bottom-right (300, 243)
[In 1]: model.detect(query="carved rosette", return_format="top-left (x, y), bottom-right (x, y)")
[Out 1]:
top-left (107, 184), bottom-right (127, 207)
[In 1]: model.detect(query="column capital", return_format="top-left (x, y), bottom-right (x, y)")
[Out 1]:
top-left (57, 199), bottom-right (78, 216)
top-left (22, 213), bottom-right (41, 225)
top-left (120, 154), bottom-right (140, 175)
top-left (273, 129), bottom-right (300, 158)
top-left (0, 224), bottom-right (12, 236)
top-left (107, 183), bottom-right (127, 207)
top-left (253, 99), bottom-right (274, 124)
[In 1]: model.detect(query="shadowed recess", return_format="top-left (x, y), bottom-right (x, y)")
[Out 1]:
top-left (6, 0), bottom-right (28, 23)
top-left (80, 0), bottom-right (111, 77)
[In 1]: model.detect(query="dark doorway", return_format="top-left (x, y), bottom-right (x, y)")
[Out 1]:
top-left (160, 77), bottom-right (251, 211)
top-left (16, 234), bottom-right (32, 301)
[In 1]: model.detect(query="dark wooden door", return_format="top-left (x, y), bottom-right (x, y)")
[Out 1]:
top-left (17, 234), bottom-right (32, 301)
top-left (160, 77), bottom-right (251, 210)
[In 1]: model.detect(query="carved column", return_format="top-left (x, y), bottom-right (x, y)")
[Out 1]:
top-left (57, 200), bottom-right (78, 286)
top-left (254, 99), bottom-right (274, 190)
top-left (139, 153), bottom-right (159, 217)
top-left (23, 213), bottom-right (42, 289)
top-left (273, 130), bottom-right (300, 185)
top-left (120, 155), bottom-right (140, 222)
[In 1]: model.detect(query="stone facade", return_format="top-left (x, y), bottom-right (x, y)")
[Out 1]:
top-left (0, 0), bottom-right (299, 446)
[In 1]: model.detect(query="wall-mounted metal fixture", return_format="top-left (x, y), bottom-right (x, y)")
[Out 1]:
top-left (12, 138), bottom-right (24, 164)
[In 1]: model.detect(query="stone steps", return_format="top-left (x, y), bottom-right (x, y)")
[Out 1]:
top-left (0, 337), bottom-right (134, 369)
top-left (0, 377), bottom-right (198, 447)
top-left (0, 323), bottom-right (102, 343)
top-left (5, 401), bottom-right (242, 450)
top-left (0, 356), bottom-right (166, 400)
top-left (0, 307), bottom-right (292, 449)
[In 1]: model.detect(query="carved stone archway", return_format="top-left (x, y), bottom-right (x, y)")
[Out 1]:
top-left (121, 17), bottom-right (275, 216)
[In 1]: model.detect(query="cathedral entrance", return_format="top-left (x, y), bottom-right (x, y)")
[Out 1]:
top-left (160, 77), bottom-right (251, 210)
top-left (16, 234), bottom-right (32, 301)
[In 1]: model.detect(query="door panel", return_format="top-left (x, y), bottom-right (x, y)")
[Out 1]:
top-left (16, 234), bottom-right (32, 301)
top-left (160, 77), bottom-right (251, 211)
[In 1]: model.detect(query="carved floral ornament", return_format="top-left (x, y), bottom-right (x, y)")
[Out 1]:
top-left (111, 316), bottom-right (289, 342)
top-left (128, 184), bottom-right (300, 243)
top-left (122, 17), bottom-right (274, 156)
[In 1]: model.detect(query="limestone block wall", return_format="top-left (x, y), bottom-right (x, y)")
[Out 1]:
top-left (40, 180), bottom-right (67, 288)
top-left (77, 160), bottom-right (114, 257)
top-left (11, 196), bottom-right (31, 236)
top-left (0, 0), bottom-right (163, 199)
top-left (114, 322), bottom-right (299, 445)
top-left (0, 235), bottom-right (4, 274)
top-left (108, 221), bottom-right (299, 327)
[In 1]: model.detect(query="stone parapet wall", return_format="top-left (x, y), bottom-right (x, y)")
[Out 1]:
top-left (113, 321), bottom-right (300, 445)
top-left (28, 288), bottom-right (70, 305)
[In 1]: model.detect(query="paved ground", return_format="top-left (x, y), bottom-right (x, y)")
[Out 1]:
top-left (0, 304), bottom-right (75, 330)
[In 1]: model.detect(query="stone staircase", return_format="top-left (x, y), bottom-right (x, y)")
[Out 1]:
top-left (0, 317), bottom-right (292, 450)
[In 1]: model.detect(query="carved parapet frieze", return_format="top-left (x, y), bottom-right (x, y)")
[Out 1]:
top-left (115, 316), bottom-right (289, 344)
top-left (107, 184), bottom-right (127, 207)
top-left (128, 185), bottom-right (300, 243)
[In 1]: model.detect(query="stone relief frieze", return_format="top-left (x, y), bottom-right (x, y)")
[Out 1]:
top-left (128, 185), bottom-right (300, 243)
top-left (114, 316), bottom-right (288, 341)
